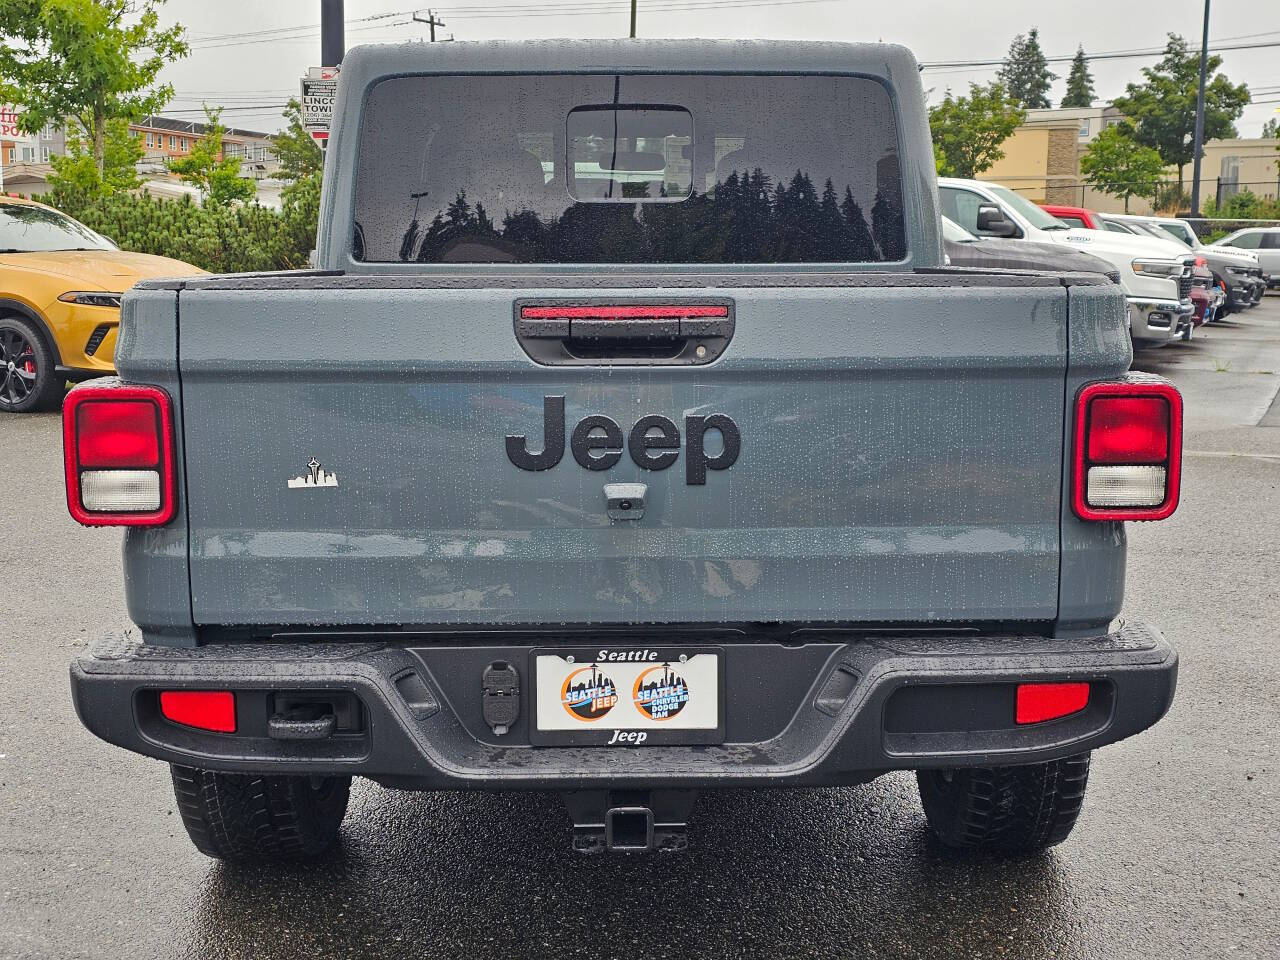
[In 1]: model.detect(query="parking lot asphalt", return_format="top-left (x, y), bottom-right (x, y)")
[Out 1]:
top-left (2, 299), bottom-right (1278, 960)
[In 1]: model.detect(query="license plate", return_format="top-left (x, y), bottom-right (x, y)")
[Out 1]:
top-left (530, 646), bottom-right (724, 746)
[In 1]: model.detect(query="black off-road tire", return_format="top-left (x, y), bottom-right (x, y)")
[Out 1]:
top-left (0, 315), bottom-right (62, 413)
top-left (171, 765), bottom-right (351, 861)
top-left (916, 753), bottom-right (1091, 855)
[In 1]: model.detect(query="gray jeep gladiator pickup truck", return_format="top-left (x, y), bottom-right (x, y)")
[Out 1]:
top-left (66, 40), bottom-right (1181, 860)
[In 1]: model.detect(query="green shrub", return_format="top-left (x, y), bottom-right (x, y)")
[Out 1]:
top-left (46, 176), bottom-right (320, 274)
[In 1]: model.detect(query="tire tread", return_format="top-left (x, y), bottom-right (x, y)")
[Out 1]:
top-left (170, 765), bottom-right (350, 861)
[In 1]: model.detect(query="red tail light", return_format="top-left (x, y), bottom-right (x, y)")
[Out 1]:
top-left (1016, 682), bottom-right (1090, 724)
top-left (160, 690), bottom-right (236, 733)
top-left (63, 385), bottom-right (176, 526)
top-left (1073, 378), bottom-right (1181, 521)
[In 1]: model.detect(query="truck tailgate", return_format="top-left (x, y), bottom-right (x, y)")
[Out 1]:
top-left (177, 276), bottom-right (1068, 628)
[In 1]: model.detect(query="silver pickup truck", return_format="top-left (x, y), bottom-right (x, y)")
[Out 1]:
top-left (66, 40), bottom-right (1181, 862)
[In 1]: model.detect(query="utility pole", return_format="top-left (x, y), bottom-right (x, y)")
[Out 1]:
top-left (414, 9), bottom-right (446, 41)
top-left (321, 0), bottom-right (344, 68)
top-left (1190, 0), bottom-right (1210, 220)
top-left (630, 0), bottom-right (637, 38)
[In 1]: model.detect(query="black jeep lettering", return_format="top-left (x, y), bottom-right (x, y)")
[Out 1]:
top-left (685, 414), bottom-right (741, 485)
top-left (505, 395), bottom-right (565, 471)
top-left (571, 415), bottom-right (624, 470)
top-left (506, 397), bottom-right (738, 482)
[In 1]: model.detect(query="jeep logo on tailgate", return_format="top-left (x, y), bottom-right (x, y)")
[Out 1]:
top-left (506, 396), bottom-right (740, 484)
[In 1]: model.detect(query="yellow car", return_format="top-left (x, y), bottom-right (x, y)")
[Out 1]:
top-left (0, 195), bottom-right (202, 413)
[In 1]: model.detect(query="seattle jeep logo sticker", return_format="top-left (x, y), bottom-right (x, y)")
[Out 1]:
top-left (561, 664), bottom-right (619, 721)
top-left (505, 395), bottom-right (740, 484)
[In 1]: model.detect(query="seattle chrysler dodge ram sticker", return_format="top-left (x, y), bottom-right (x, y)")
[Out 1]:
top-left (633, 664), bottom-right (690, 721)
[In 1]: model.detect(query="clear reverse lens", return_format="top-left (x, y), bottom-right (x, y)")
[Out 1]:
top-left (1086, 465), bottom-right (1167, 507)
top-left (80, 470), bottom-right (161, 512)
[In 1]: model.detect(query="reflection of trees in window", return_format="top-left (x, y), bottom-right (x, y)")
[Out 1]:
top-left (872, 190), bottom-right (905, 262)
top-left (388, 167), bottom-right (903, 264)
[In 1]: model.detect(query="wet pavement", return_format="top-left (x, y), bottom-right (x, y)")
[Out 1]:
top-left (2, 298), bottom-right (1277, 959)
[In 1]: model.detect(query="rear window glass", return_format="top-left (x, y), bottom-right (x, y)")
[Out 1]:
top-left (352, 74), bottom-right (906, 265)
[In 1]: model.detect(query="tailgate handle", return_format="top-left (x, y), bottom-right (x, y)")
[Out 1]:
top-left (515, 301), bottom-right (734, 366)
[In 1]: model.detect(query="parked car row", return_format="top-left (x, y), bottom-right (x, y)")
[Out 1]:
top-left (939, 179), bottom-right (1200, 347)
top-left (937, 177), bottom-right (1271, 348)
top-left (1087, 211), bottom-right (1269, 317)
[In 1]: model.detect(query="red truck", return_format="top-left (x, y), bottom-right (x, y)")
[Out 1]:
top-left (1041, 204), bottom-right (1105, 231)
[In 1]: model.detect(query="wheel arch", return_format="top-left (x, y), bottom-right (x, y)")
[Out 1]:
top-left (0, 297), bottom-right (62, 366)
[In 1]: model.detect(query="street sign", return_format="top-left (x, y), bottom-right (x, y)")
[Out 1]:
top-left (300, 67), bottom-right (339, 141)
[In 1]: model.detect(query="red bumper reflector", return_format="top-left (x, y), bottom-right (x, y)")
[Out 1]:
top-left (1015, 682), bottom-right (1090, 724)
top-left (159, 690), bottom-right (236, 733)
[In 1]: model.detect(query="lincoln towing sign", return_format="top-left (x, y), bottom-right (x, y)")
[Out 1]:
top-left (300, 66), bottom-right (339, 141)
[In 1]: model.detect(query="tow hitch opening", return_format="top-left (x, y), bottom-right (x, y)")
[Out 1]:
top-left (563, 789), bottom-right (696, 854)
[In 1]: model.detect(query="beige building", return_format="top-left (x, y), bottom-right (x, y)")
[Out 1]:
top-left (1174, 138), bottom-right (1279, 205)
top-left (977, 105), bottom-right (1280, 214)
top-left (978, 120), bottom-right (1082, 205)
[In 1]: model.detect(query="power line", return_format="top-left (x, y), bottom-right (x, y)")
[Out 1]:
top-left (434, 0), bottom-right (839, 16)
top-left (188, 8), bottom-right (419, 46)
top-left (920, 38), bottom-right (1280, 72)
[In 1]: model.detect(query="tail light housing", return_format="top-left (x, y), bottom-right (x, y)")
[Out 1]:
top-left (1073, 378), bottom-right (1182, 521)
top-left (63, 385), bottom-right (176, 526)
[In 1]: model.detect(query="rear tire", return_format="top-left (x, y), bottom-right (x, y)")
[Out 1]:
top-left (171, 765), bottom-right (351, 861)
top-left (0, 316), bottom-right (61, 413)
top-left (916, 753), bottom-right (1090, 855)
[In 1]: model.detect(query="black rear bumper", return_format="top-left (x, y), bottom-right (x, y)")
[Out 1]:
top-left (70, 622), bottom-right (1176, 790)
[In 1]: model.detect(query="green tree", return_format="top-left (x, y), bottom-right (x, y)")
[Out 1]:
top-left (274, 98), bottom-right (323, 183)
top-left (167, 106), bottom-right (256, 207)
top-left (1262, 118), bottom-right (1278, 138)
top-left (930, 82), bottom-right (1026, 178)
top-left (1080, 124), bottom-right (1166, 213)
top-left (1061, 47), bottom-right (1096, 108)
top-left (0, 0), bottom-right (187, 176)
top-left (1111, 33), bottom-right (1250, 186)
top-left (47, 118), bottom-right (143, 194)
top-left (998, 29), bottom-right (1057, 109)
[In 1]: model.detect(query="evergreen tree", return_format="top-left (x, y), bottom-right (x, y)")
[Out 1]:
top-left (1061, 47), bottom-right (1096, 108)
top-left (500, 209), bottom-right (548, 260)
top-left (818, 179), bottom-right (846, 261)
top-left (998, 28), bottom-right (1057, 109)
top-left (841, 187), bottom-right (878, 262)
top-left (445, 190), bottom-right (473, 228)
top-left (871, 190), bottom-right (905, 262)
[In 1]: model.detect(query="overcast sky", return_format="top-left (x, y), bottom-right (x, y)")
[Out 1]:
top-left (156, 0), bottom-right (1280, 136)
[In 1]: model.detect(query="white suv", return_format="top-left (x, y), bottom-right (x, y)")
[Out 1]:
top-left (1215, 227), bottom-right (1280, 286)
top-left (938, 178), bottom-right (1196, 346)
